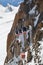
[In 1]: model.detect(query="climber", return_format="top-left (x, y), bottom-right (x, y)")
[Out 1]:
top-left (22, 27), bottom-right (27, 32)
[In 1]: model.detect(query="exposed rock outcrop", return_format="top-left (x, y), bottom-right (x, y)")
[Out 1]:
top-left (4, 0), bottom-right (43, 65)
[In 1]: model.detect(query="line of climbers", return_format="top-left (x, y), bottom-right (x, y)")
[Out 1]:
top-left (15, 26), bottom-right (29, 34)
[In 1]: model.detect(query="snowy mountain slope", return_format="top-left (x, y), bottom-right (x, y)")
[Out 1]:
top-left (0, 4), bottom-right (20, 24)
top-left (0, 5), bottom-right (5, 13)
top-left (0, 5), bottom-right (20, 65)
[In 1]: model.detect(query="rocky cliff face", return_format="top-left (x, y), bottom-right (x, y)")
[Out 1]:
top-left (4, 0), bottom-right (43, 65)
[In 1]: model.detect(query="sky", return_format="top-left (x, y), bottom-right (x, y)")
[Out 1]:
top-left (0, 0), bottom-right (24, 6)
